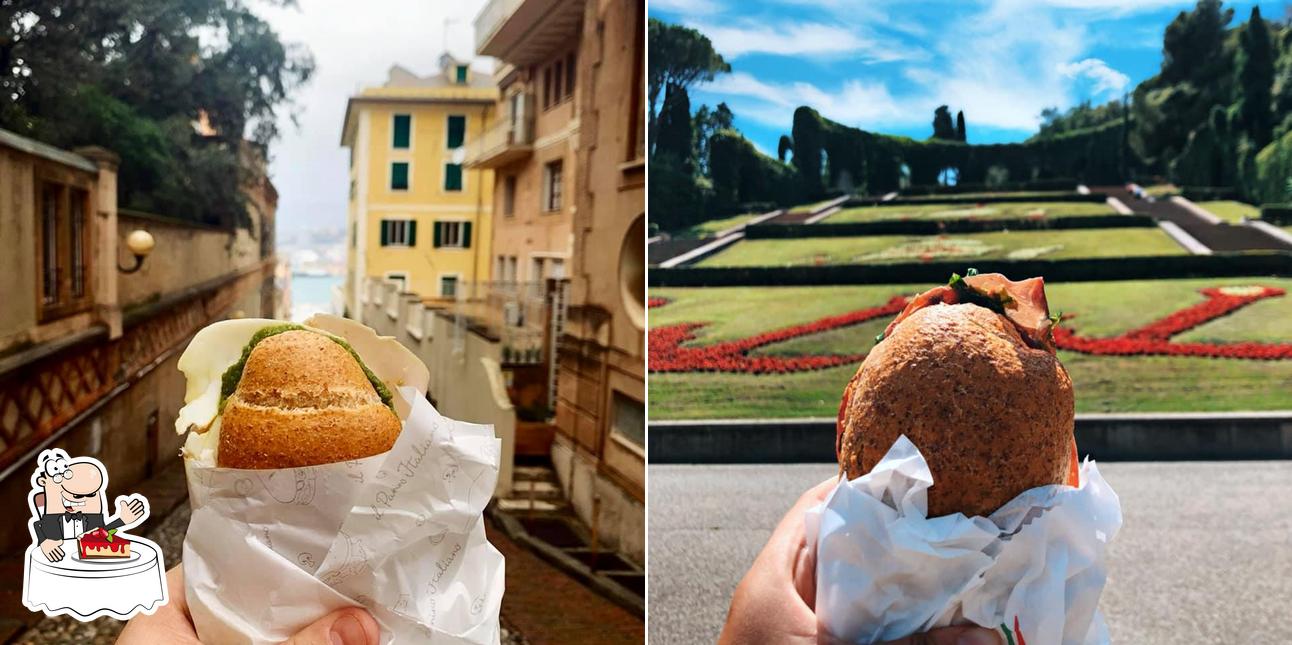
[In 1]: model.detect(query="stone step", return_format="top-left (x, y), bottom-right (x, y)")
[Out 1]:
top-left (497, 498), bottom-right (566, 513)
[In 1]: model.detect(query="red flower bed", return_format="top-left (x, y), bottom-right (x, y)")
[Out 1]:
top-left (649, 296), bottom-right (908, 374)
top-left (649, 285), bottom-right (1292, 374)
top-left (1053, 286), bottom-right (1292, 360)
top-left (648, 297), bottom-right (671, 309)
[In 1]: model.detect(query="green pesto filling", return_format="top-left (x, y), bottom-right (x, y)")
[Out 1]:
top-left (218, 323), bottom-right (395, 413)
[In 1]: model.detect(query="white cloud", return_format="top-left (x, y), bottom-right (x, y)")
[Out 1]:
top-left (1058, 58), bottom-right (1131, 96)
top-left (692, 20), bottom-right (916, 61)
top-left (700, 72), bottom-right (908, 129)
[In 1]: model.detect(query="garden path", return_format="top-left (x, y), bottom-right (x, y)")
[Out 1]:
top-left (1098, 186), bottom-right (1292, 252)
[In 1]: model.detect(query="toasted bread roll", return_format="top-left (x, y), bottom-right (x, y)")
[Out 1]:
top-left (218, 330), bottom-right (401, 469)
top-left (838, 303), bottom-right (1074, 518)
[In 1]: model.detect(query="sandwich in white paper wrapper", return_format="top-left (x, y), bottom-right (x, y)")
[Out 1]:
top-left (806, 435), bottom-right (1122, 645)
top-left (174, 314), bottom-right (504, 644)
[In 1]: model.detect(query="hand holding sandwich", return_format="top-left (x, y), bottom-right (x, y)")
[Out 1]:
top-left (118, 566), bottom-right (380, 645)
top-left (720, 478), bottom-right (1002, 645)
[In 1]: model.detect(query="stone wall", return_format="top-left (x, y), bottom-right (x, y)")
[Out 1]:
top-left (116, 211), bottom-right (264, 310)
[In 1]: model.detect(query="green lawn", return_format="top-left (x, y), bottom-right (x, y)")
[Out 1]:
top-left (902, 191), bottom-right (1079, 201)
top-left (696, 228), bottom-right (1184, 268)
top-left (1197, 200), bottom-right (1259, 224)
top-left (827, 200), bottom-right (1113, 223)
top-left (649, 277), bottom-right (1292, 419)
top-left (674, 212), bottom-right (763, 239)
top-left (788, 198), bottom-right (840, 213)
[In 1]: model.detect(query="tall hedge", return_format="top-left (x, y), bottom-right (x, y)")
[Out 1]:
top-left (1254, 129), bottom-right (1292, 204)
top-left (708, 129), bottom-right (802, 210)
top-left (787, 107), bottom-right (1132, 199)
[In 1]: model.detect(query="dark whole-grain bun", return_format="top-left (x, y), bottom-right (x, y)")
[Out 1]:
top-left (837, 302), bottom-right (1074, 518)
top-left (218, 330), bottom-right (401, 469)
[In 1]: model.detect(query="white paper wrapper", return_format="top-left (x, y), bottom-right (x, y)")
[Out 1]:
top-left (807, 435), bottom-right (1121, 645)
top-left (181, 387), bottom-right (504, 644)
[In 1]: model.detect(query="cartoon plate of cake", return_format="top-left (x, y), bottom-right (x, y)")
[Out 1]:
top-left (76, 528), bottom-right (132, 560)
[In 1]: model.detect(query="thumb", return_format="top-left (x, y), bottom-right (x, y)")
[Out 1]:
top-left (882, 625), bottom-right (1002, 645)
top-left (279, 607), bottom-right (380, 645)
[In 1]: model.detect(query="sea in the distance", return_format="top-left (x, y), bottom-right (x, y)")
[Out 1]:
top-left (290, 273), bottom-right (342, 322)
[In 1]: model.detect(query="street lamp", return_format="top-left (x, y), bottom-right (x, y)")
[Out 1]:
top-left (118, 229), bottom-right (155, 274)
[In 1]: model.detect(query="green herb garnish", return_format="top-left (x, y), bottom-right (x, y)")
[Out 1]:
top-left (106, 529), bottom-right (116, 542)
top-left (874, 331), bottom-right (885, 344)
top-left (947, 268), bottom-right (1011, 315)
top-left (218, 324), bottom-right (395, 412)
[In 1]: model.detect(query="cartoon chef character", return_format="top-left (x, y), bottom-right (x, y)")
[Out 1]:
top-left (27, 449), bottom-right (148, 562)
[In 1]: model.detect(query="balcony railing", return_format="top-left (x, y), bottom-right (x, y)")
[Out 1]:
top-left (464, 93), bottom-right (535, 168)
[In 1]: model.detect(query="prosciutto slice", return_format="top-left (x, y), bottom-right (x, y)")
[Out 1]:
top-left (882, 273), bottom-right (1056, 352)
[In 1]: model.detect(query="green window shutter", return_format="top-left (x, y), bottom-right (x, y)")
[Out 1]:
top-left (392, 115), bottom-right (411, 148)
top-left (391, 162), bottom-right (409, 190)
top-left (407, 220), bottom-right (417, 247)
top-left (456, 65), bottom-right (468, 84)
top-left (462, 222), bottom-right (472, 248)
top-left (447, 116), bottom-right (465, 148)
top-left (379, 220), bottom-right (389, 246)
top-left (433, 221), bottom-right (442, 248)
top-left (444, 163), bottom-right (463, 191)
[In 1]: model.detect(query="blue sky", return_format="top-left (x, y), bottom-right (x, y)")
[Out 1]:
top-left (650, 0), bottom-right (1278, 155)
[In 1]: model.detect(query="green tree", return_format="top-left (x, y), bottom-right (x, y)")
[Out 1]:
top-left (648, 19), bottom-right (730, 155)
top-left (931, 106), bottom-right (956, 140)
top-left (655, 83), bottom-right (694, 172)
top-left (1234, 6), bottom-right (1275, 149)
top-left (0, 0), bottom-right (313, 227)
top-left (692, 102), bottom-right (734, 174)
top-left (955, 110), bottom-right (967, 142)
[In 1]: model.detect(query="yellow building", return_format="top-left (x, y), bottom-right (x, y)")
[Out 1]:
top-left (341, 55), bottom-right (498, 318)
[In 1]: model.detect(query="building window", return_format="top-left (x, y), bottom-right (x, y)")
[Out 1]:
top-left (503, 175), bottom-right (516, 217)
top-left (611, 392), bottom-right (644, 446)
top-left (379, 219), bottom-right (416, 247)
top-left (549, 258), bottom-right (566, 279)
top-left (36, 179), bottom-right (92, 319)
top-left (446, 115), bottom-right (466, 148)
top-left (433, 220), bottom-right (471, 248)
top-left (552, 61), bottom-right (563, 108)
top-left (390, 162), bottom-right (409, 190)
top-left (385, 272), bottom-right (408, 290)
top-left (531, 257), bottom-right (545, 281)
top-left (565, 52), bottom-right (576, 98)
top-left (392, 114), bottom-right (411, 148)
top-left (444, 163), bottom-right (463, 191)
top-left (542, 160), bottom-right (563, 212)
top-left (543, 66), bottom-right (552, 109)
top-left (440, 275), bottom-right (459, 298)
top-left (507, 256), bottom-right (518, 282)
top-left (455, 65), bottom-right (468, 84)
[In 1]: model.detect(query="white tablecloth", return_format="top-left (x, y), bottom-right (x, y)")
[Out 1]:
top-left (24, 536), bottom-right (166, 620)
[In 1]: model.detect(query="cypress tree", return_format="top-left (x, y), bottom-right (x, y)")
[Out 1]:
top-left (1235, 6), bottom-right (1275, 149)
top-left (655, 82), bottom-right (694, 172)
top-left (956, 111), bottom-right (967, 142)
top-left (932, 106), bottom-right (956, 140)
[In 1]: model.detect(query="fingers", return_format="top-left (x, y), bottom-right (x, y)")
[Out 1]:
top-left (279, 606), bottom-right (379, 645)
top-left (116, 566), bottom-right (201, 644)
top-left (881, 625), bottom-right (1003, 645)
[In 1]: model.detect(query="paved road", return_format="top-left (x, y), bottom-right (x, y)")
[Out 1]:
top-left (649, 462), bottom-right (1292, 644)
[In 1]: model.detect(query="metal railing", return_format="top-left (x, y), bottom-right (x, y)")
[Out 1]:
top-left (464, 93), bottom-right (535, 167)
top-left (447, 280), bottom-right (559, 365)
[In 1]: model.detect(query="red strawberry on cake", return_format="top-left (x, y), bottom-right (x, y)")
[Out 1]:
top-left (78, 527), bottom-right (131, 559)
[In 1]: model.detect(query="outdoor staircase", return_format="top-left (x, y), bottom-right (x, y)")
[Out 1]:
top-left (490, 462), bottom-right (644, 616)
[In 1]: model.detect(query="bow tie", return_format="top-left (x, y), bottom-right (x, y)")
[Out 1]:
top-left (63, 511), bottom-right (83, 517)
